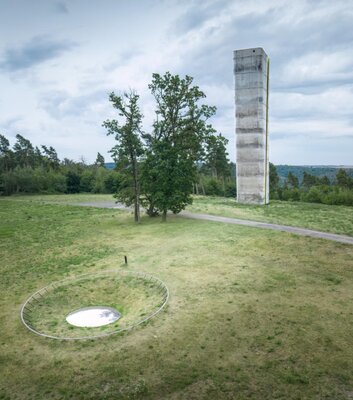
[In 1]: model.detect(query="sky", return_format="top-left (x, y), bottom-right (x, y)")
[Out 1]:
top-left (0, 0), bottom-right (353, 165)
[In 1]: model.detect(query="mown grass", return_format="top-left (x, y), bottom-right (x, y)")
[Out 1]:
top-left (1, 197), bottom-right (353, 399)
top-left (28, 274), bottom-right (164, 339)
top-left (8, 193), bottom-right (353, 236)
top-left (188, 195), bottom-right (353, 236)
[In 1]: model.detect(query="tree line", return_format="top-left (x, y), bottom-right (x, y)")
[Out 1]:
top-left (0, 133), bottom-right (123, 195)
top-left (270, 164), bottom-right (353, 206)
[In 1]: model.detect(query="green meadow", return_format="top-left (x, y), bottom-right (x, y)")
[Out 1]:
top-left (1, 195), bottom-right (353, 399)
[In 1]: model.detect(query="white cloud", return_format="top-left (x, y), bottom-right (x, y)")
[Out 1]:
top-left (280, 50), bottom-right (353, 87)
top-left (0, 0), bottom-right (352, 164)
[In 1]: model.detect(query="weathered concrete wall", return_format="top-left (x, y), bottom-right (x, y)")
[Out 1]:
top-left (234, 48), bottom-right (269, 205)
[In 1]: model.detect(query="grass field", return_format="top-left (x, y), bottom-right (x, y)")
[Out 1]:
top-left (1, 196), bottom-right (353, 399)
top-left (26, 272), bottom-right (166, 339)
top-left (8, 193), bottom-right (353, 236)
top-left (188, 196), bottom-right (353, 236)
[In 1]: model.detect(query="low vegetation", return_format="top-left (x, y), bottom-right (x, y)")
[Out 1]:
top-left (27, 273), bottom-right (165, 339)
top-left (271, 167), bottom-right (353, 206)
top-left (1, 198), bottom-right (353, 399)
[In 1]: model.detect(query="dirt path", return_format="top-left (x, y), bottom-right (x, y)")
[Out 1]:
top-left (73, 201), bottom-right (353, 245)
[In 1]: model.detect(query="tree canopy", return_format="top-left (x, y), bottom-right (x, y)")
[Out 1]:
top-left (103, 91), bottom-right (144, 223)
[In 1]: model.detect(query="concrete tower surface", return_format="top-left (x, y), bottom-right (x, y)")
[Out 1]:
top-left (234, 48), bottom-right (269, 205)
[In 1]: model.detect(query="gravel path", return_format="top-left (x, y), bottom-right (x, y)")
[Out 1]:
top-left (180, 211), bottom-right (353, 245)
top-left (73, 201), bottom-right (353, 245)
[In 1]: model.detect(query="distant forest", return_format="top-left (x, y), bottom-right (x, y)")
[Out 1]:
top-left (1, 133), bottom-right (353, 206)
top-left (275, 165), bottom-right (353, 184)
top-left (106, 162), bottom-right (353, 184)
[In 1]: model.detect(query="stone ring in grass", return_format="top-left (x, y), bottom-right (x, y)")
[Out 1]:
top-left (20, 270), bottom-right (169, 340)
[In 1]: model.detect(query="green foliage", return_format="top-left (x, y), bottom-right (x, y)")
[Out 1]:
top-left (95, 152), bottom-right (105, 168)
top-left (0, 133), bottom-right (122, 196)
top-left (142, 72), bottom-right (218, 220)
top-left (268, 165), bottom-right (353, 207)
top-left (146, 72), bottom-right (216, 158)
top-left (302, 171), bottom-right (319, 189)
top-left (12, 134), bottom-right (37, 167)
top-left (142, 140), bottom-right (194, 219)
top-left (281, 187), bottom-right (301, 202)
top-left (269, 162), bottom-right (280, 199)
top-left (79, 169), bottom-right (95, 192)
top-left (286, 172), bottom-right (299, 189)
top-left (203, 134), bottom-right (230, 179)
top-left (196, 175), bottom-right (236, 197)
top-left (103, 91), bottom-right (144, 222)
top-left (41, 145), bottom-right (60, 170)
top-left (92, 167), bottom-right (110, 193)
top-left (103, 92), bottom-right (144, 161)
top-left (336, 168), bottom-right (353, 189)
top-left (65, 170), bottom-right (81, 193)
top-left (0, 134), bottom-right (14, 172)
top-left (275, 165), bottom-right (353, 184)
top-left (1, 167), bottom-right (67, 195)
top-left (103, 170), bottom-right (123, 193)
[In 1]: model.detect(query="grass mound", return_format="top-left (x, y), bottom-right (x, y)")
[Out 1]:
top-left (22, 271), bottom-right (168, 339)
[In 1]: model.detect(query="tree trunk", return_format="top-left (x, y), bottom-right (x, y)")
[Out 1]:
top-left (131, 155), bottom-right (140, 223)
top-left (200, 181), bottom-right (206, 196)
top-left (162, 209), bottom-right (167, 222)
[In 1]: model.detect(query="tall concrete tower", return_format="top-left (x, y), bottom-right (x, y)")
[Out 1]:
top-left (234, 48), bottom-right (269, 205)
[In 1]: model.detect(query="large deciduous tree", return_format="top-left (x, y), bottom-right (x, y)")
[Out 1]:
top-left (142, 72), bottom-right (216, 221)
top-left (103, 91), bottom-right (144, 223)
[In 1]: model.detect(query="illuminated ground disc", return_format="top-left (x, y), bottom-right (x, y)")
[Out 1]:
top-left (66, 306), bottom-right (121, 327)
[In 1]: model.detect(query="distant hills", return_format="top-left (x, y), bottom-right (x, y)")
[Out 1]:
top-left (105, 163), bottom-right (353, 184)
top-left (275, 165), bottom-right (353, 184)
top-left (105, 162), bottom-right (116, 170)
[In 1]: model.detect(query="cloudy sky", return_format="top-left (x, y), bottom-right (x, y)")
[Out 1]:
top-left (0, 0), bottom-right (352, 165)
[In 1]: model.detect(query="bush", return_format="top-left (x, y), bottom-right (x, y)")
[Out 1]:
top-left (281, 188), bottom-right (300, 201)
top-left (301, 187), bottom-right (322, 203)
top-left (104, 170), bottom-right (123, 193)
top-left (92, 167), bottom-right (110, 193)
top-left (322, 188), bottom-right (353, 206)
top-left (65, 171), bottom-right (81, 193)
top-left (80, 169), bottom-right (95, 192)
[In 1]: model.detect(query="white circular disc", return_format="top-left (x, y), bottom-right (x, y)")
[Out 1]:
top-left (66, 306), bottom-right (121, 327)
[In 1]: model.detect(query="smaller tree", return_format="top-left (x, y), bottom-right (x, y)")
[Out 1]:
top-left (103, 91), bottom-right (144, 223)
top-left (204, 134), bottom-right (230, 179)
top-left (269, 162), bottom-right (280, 199)
top-left (319, 175), bottom-right (330, 186)
top-left (286, 172), bottom-right (299, 189)
top-left (336, 168), bottom-right (353, 189)
top-left (302, 171), bottom-right (318, 189)
top-left (41, 145), bottom-right (60, 170)
top-left (0, 134), bottom-right (14, 172)
top-left (13, 134), bottom-right (36, 168)
top-left (95, 152), bottom-right (105, 168)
